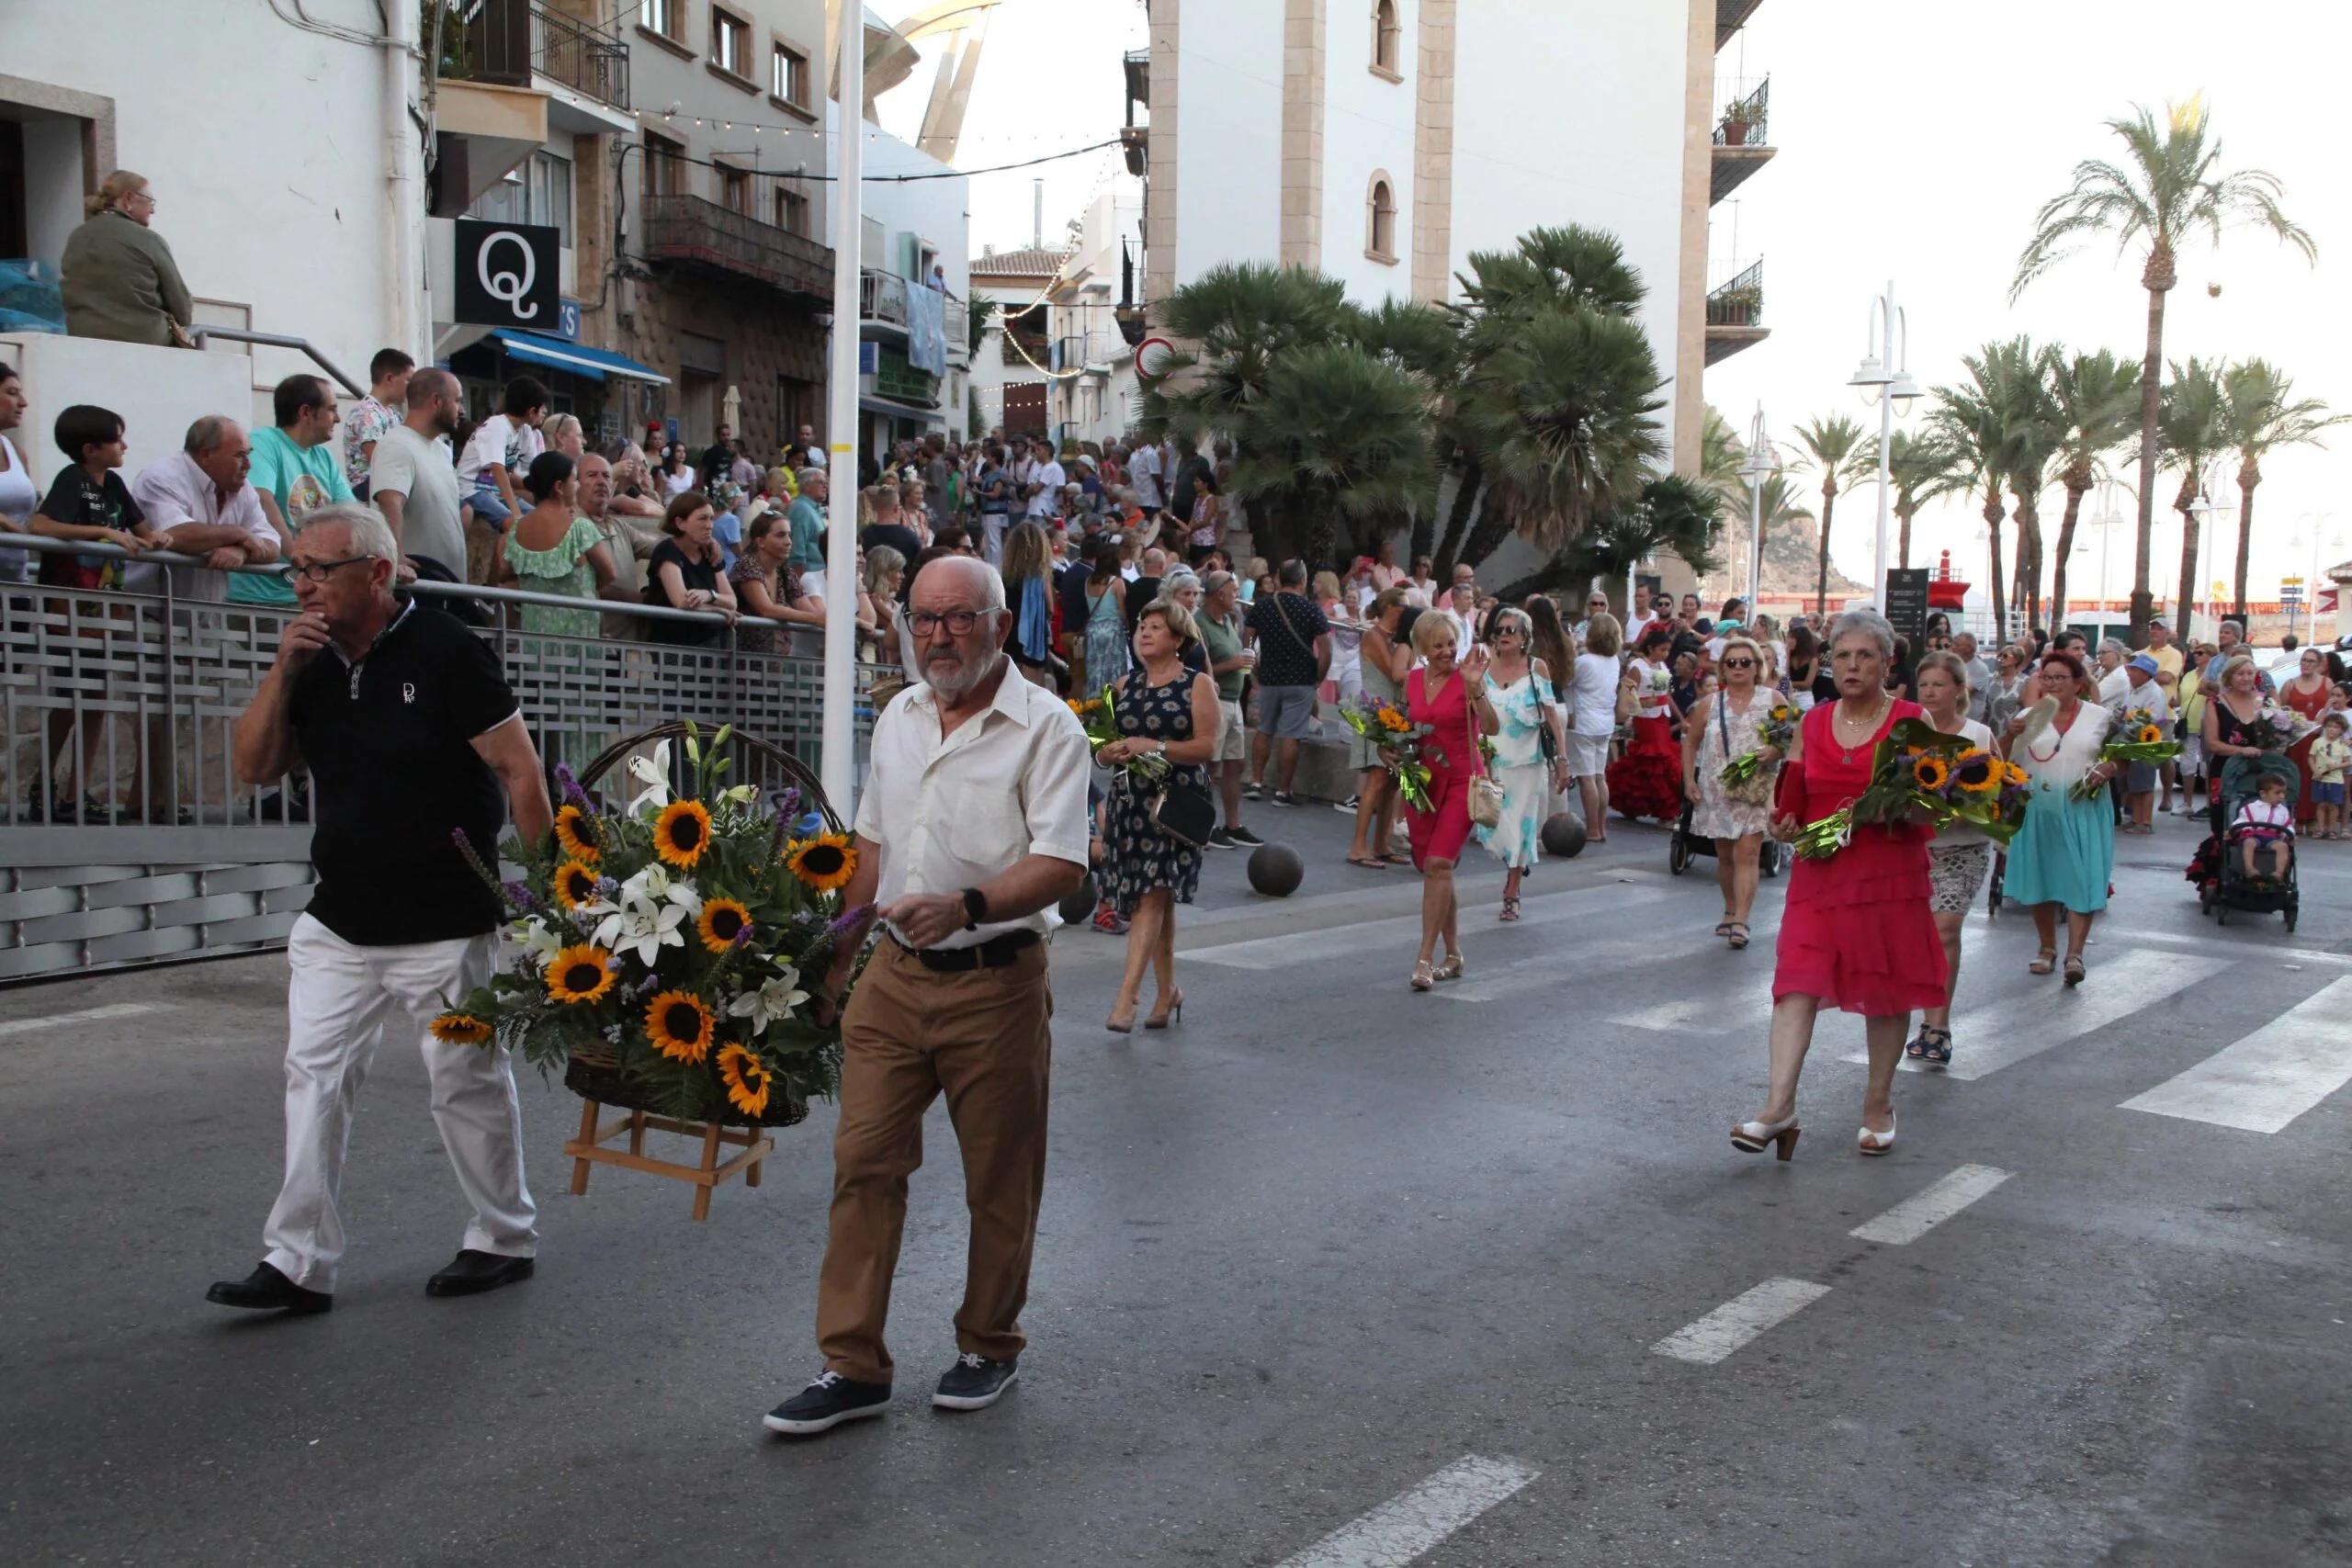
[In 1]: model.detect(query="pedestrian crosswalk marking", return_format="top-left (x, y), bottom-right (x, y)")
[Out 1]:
top-left (0, 1001), bottom-right (164, 1041)
top-left (1651, 1277), bottom-right (1831, 1365)
top-left (1849, 1166), bottom-right (2012, 1245)
top-left (2120, 976), bottom-right (2352, 1134)
top-left (1183, 883), bottom-right (1671, 971)
top-left (1275, 1453), bottom-right (1540, 1567)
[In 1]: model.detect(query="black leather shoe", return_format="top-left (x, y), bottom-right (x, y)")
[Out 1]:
top-left (424, 1249), bottom-right (536, 1298)
top-left (207, 1262), bottom-right (332, 1314)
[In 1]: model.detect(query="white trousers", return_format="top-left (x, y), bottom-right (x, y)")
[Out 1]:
top-left (263, 913), bottom-right (537, 1292)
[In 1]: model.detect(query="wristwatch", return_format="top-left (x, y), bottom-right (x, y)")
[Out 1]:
top-left (959, 886), bottom-right (989, 930)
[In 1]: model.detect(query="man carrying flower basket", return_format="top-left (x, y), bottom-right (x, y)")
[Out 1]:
top-left (765, 557), bottom-right (1090, 1438)
top-left (207, 506), bottom-right (553, 1316)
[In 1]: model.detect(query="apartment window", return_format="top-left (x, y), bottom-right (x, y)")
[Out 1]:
top-left (719, 165), bottom-right (751, 216)
top-left (775, 185), bottom-right (811, 237)
top-left (1371, 0), bottom-right (1402, 78)
top-left (468, 149), bottom-right (574, 250)
top-left (643, 130), bottom-right (685, 197)
top-left (771, 41), bottom-right (809, 107)
top-left (1366, 174), bottom-right (1396, 261)
top-left (639, 0), bottom-right (679, 40)
top-left (710, 8), bottom-right (750, 78)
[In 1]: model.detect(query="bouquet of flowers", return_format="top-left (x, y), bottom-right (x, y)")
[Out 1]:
top-left (1338, 693), bottom-right (1435, 810)
top-left (1721, 700), bottom-right (1802, 789)
top-left (1793, 718), bottom-right (2029, 859)
top-left (429, 723), bottom-right (856, 1123)
top-left (1070, 684), bottom-right (1170, 784)
top-left (2245, 704), bottom-right (2316, 754)
top-left (2069, 716), bottom-right (2183, 801)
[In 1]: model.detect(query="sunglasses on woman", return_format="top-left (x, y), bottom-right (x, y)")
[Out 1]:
top-left (1721, 657), bottom-right (1757, 670)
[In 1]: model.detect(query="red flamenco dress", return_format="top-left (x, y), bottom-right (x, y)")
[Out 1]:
top-left (1605, 663), bottom-right (1684, 821)
top-left (1773, 699), bottom-right (1949, 1016)
top-left (1404, 665), bottom-right (1479, 868)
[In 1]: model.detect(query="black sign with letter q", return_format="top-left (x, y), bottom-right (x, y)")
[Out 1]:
top-left (453, 219), bottom-right (560, 331)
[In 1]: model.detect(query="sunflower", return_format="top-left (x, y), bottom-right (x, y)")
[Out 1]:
top-left (2136, 722), bottom-right (2165, 745)
top-left (552, 803), bottom-right (600, 863)
top-left (1951, 751), bottom-right (2001, 795)
top-left (2003, 761), bottom-right (2030, 786)
top-left (553, 858), bottom-right (603, 910)
top-left (545, 944), bottom-right (617, 1005)
top-left (645, 989), bottom-right (716, 1063)
top-left (1911, 754), bottom-right (1951, 791)
top-left (717, 1043), bottom-right (774, 1118)
top-left (697, 897), bottom-right (752, 953)
top-left (1376, 705), bottom-right (1410, 733)
top-left (787, 832), bottom-right (857, 893)
top-left (429, 1011), bottom-right (492, 1045)
top-left (653, 798), bottom-right (713, 868)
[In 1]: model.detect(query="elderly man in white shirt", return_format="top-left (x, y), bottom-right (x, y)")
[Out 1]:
top-left (765, 555), bottom-right (1090, 1439)
top-left (128, 415), bottom-right (279, 599)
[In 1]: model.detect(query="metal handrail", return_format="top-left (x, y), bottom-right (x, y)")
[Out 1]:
top-left (187, 329), bottom-right (363, 398)
top-left (1713, 76), bottom-right (1770, 147)
top-left (1706, 259), bottom-right (1765, 327)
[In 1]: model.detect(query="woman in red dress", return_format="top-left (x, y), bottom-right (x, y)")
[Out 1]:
top-left (1604, 623), bottom-right (1685, 822)
top-left (1403, 611), bottom-right (1497, 991)
top-left (2280, 646), bottom-right (2332, 824)
top-left (1731, 610), bottom-right (1949, 1159)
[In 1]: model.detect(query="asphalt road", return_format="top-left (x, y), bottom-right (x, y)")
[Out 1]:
top-left (4, 795), bottom-right (2348, 1567)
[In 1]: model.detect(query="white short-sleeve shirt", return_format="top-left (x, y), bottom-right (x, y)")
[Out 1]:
top-left (127, 449), bottom-right (277, 602)
top-left (854, 662), bottom-right (1091, 949)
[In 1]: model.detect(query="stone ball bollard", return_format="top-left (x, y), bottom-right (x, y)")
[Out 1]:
top-left (1540, 812), bottom-right (1589, 859)
top-left (1246, 841), bottom-right (1305, 897)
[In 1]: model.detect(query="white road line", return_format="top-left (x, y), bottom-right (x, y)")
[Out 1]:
top-left (0, 1001), bottom-right (164, 1040)
top-left (1276, 1454), bottom-right (1540, 1568)
top-left (1184, 883), bottom-right (1670, 971)
top-left (2120, 976), bottom-right (2352, 1134)
top-left (1650, 1277), bottom-right (1831, 1366)
top-left (1842, 949), bottom-right (2226, 1080)
top-left (1849, 1165), bottom-right (2012, 1245)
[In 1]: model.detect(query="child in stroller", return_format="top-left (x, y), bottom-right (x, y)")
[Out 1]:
top-left (2228, 773), bottom-right (2295, 886)
top-left (2189, 751), bottom-right (2302, 930)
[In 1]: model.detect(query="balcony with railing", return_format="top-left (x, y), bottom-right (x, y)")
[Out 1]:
top-left (641, 194), bottom-right (832, 297)
top-left (1705, 259), bottom-right (1768, 364)
top-left (438, 0), bottom-right (631, 110)
top-left (944, 295), bottom-right (969, 366)
top-left (860, 268), bottom-right (910, 331)
top-left (1710, 76), bottom-right (1773, 203)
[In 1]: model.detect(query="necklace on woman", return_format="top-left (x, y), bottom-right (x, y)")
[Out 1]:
top-left (1832, 693), bottom-right (1891, 762)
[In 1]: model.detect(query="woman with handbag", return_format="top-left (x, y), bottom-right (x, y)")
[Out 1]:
top-left (1404, 612), bottom-right (1498, 990)
top-left (1097, 597), bottom-right (1222, 1032)
top-left (1680, 634), bottom-right (1781, 950)
top-left (1476, 607), bottom-right (1569, 921)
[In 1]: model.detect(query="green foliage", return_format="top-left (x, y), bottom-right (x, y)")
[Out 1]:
top-left (1224, 342), bottom-right (1433, 563)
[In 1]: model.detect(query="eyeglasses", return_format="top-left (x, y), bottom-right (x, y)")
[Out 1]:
top-left (1721, 658), bottom-right (1757, 670)
top-left (289, 555), bottom-right (371, 583)
top-left (908, 609), bottom-right (989, 637)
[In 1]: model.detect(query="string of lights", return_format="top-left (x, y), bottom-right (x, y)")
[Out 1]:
top-left (639, 110), bottom-right (1120, 182)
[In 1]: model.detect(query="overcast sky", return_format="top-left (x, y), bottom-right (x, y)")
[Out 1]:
top-left (874, 0), bottom-right (2349, 603)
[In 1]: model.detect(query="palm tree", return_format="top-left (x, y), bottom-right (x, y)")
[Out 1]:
top-left (1789, 414), bottom-right (1876, 615)
top-left (2158, 357), bottom-right (2231, 636)
top-left (1698, 405), bottom-right (1747, 503)
top-left (2012, 96), bottom-right (2316, 642)
top-left (1988, 337), bottom-right (2064, 629)
top-left (1493, 473), bottom-right (1721, 602)
top-left (1933, 358), bottom-right (2025, 638)
top-left (1227, 341), bottom-right (1435, 564)
top-left (2043, 349), bottom-right (2142, 627)
top-left (2220, 359), bottom-right (2346, 616)
top-left (1885, 430), bottom-right (1967, 573)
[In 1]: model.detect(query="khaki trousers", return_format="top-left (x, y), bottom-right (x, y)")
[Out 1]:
top-left (815, 938), bottom-right (1054, 1384)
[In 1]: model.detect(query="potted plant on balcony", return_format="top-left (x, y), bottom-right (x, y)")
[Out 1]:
top-left (1721, 98), bottom-right (1758, 147)
top-left (1712, 284), bottom-right (1762, 326)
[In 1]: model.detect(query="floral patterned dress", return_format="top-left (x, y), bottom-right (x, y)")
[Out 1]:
top-left (1475, 669), bottom-right (1554, 869)
top-left (1104, 666), bottom-right (1207, 916)
top-left (503, 513), bottom-right (605, 637)
top-left (1691, 688), bottom-right (1774, 840)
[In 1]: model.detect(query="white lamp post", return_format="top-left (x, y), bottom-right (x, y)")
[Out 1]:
top-left (820, 0), bottom-right (865, 812)
top-left (1848, 280), bottom-right (1923, 609)
top-left (2290, 512), bottom-right (2343, 644)
top-left (1736, 404), bottom-right (1780, 615)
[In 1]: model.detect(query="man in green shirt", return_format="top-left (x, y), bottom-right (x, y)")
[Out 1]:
top-left (232, 374), bottom-right (356, 605)
top-left (1196, 570), bottom-right (1261, 850)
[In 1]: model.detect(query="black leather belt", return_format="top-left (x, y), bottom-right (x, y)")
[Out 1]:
top-left (897, 929), bottom-right (1040, 972)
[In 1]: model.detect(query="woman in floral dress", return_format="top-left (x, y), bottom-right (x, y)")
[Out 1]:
top-left (1681, 633), bottom-right (1781, 949)
top-left (1476, 607), bottom-right (1568, 920)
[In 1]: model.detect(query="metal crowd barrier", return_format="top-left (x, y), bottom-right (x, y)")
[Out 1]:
top-left (0, 537), bottom-right (887, 981)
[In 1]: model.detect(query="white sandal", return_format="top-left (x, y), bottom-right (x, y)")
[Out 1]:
top-left (1857, 1114), bottom-right (1897, 1156)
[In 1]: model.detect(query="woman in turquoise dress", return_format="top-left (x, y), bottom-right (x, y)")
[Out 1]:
top-left (1998, 649), bottom-right (2118, 986)
top-left (1475, 607), bottom-right (1567, 919)
top-left (502, 452), bottom-right (616, 637)
top-left (1081, 536), bottom-right (1130, 689)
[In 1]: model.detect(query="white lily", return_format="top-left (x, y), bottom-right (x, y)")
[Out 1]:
top-left (592, 863), bottom-right (703, 964)
top-left (718, 782), bottom-right (760, 807)
top-left (627, 739), bottom-right (674, 818)
top-left (728, 961), bottom-right (810, 1036)
top-left (509, 917), bottom-right (564, 972)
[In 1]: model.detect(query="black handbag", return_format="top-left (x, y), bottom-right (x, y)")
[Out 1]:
top-left (1148, 782), bottom-right (1218, 848)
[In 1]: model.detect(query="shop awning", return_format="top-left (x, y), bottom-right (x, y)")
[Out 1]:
top-left (857, 392), bottom-right (944, 423)
top-left (491, 331), bottom-right (671, 385)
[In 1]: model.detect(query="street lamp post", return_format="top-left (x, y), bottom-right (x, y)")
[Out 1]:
top-left (820, 0), bottom-right (865, 812)
top-left (1736, 404), bottom-right (1780, 615)
top-left (2290, 512), bottom-right (2343, 644)
top-left (1847, 280), bottom-right (1924, 609)
top-left (2188, 469), bottom-right (2235, 643)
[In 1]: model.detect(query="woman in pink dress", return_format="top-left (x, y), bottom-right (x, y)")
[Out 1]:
top-left (1731, 610), bottom-right (1949, 1160)
top-left (1403, 611), bottom-right (1496, 992)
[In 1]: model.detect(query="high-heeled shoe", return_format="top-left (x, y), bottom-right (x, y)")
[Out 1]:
top-left (1410, 961), bottom-right (1435, 992)
top-left (1730, 1113), bottom-right (1802, 1160)
top-left (1105, 1004), bottom-right (1136, 1033)
top-left (1858, 1113), bottom-right (1897, 1156)
top-left (1434, 953), bottom-right (1465, 982)
top-left (1144, 990), bottom-right (1183, 1029)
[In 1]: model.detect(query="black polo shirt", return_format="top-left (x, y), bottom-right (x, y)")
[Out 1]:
top-left (288, 600), bottom-right (517, 945)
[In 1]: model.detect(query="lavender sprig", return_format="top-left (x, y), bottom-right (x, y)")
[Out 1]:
top-left (552, 762), bottom-right (593, 812)
top-left (451, 828), bottom-right (502, 892)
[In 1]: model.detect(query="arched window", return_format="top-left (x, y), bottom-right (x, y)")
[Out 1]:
top-left (1367, 175), bottom-right (1396, 262)
top-left (1372, 0), bottom-right (1401, 77)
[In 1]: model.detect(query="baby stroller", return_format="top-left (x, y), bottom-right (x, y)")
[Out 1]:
top-left (2197, 752), bottom-right (2301, 931)
top-left (1668, 802), bottom-right (1787, 879)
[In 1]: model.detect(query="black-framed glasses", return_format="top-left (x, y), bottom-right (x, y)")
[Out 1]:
top-left (289, 555), bottom-right (371, 584)
top-left (908, 609), bottom-right (989, 637)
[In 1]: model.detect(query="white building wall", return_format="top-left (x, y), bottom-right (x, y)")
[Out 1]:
top-left (1319, 0), bottom-right (1418, 303)
top-left (1171, 0), bottom-right (1283, 286)
top-left (828, 107), bottom-right (972, 437)
top-left (6, 0), bottom-right (401, 402)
